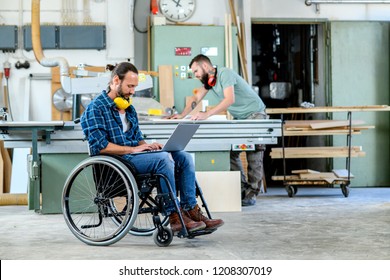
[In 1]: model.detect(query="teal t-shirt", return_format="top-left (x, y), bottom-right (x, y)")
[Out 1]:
top-left (209, 67), bottom-right (266, 119)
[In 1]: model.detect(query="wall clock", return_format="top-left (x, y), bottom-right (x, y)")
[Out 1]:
top-left (159, 0), bottom-right (196, 22)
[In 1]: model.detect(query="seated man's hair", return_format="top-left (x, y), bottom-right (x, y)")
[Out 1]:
top-left (108, 62), bottom-right (139, 80)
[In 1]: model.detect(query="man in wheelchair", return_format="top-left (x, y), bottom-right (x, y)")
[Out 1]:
top-left (80, 62), bottom-right (224, 236)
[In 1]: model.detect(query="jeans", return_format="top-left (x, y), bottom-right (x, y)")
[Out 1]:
top-left (230, 111), bottom-right (267, 197)
top-left (128, 150), bottom-right (197, 215)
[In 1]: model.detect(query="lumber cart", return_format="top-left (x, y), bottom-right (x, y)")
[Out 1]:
top-left (266, 106), bottom-right (386, 197)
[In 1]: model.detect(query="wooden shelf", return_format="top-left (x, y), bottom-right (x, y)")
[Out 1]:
top-left (282, 119), bottom-right (374, 136)
top-left (266, 105), bottom-right (390, 114)
top-left (270, 146), bottom-right (365, 159)
top-left (284, 129), bottom-right (362, 136)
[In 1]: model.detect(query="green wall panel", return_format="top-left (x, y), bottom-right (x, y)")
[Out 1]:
top-left (331, 22), bottom-right (390, 186)
top-left (151, 25), bottom-right (238, 112)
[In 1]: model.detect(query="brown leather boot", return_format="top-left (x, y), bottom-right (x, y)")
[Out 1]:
top-left (169, 210), bottom-right (206, 234)
top-left (185, 205), bottom-right (224, 230)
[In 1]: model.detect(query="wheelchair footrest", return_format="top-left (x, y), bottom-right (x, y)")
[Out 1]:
top-left (189, 228), bottom-right (218, 237)
top-left (176, 227), bottom-right (218, 239)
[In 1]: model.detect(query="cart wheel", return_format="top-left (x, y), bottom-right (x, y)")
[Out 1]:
top-left (286, 185), bottom-right (295, 197)
top-left (341, 184), bottom-right (350, 197)
top-left (153, 226), bottom-right (173, 247)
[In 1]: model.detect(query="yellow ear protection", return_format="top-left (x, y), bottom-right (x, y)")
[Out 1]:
top-left (114, 97), bottom-right (132, 110)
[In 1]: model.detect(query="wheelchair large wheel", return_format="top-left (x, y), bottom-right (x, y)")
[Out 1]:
top-left (62, 156), bottom-right (139, 246)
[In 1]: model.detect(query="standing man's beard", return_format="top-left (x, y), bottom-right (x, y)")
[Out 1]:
top-left (201, 72), bottom-right (212, 90)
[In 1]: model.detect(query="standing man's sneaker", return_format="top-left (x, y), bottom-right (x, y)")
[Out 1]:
top-left (242, 194), bottom-right (256, 206)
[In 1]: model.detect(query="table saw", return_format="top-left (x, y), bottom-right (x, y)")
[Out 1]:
top-left (0, 119), bottom-right (281, 213)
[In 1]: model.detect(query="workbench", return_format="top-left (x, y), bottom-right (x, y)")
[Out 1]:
top-left (0, 121), bottom-right (72, 210)
top-left (0, 119), bottom-right (282, 213)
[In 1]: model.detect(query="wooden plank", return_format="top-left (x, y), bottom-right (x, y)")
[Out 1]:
top-left (196, 171), bottom-right (241, 212)
top-left (147, 15), bottom-right (151, 71)
top-left (351, 125), bottom-right (375, 130)
top-left (0, 141), bottom-right (12, 193)
top-left (291, 169), bottom-right (320, 174)
top-left (310, 120), bottom-right (364, 129)
top-left (285, 120), bottom-right (339, 128)
top-left (299, 172), bottom-right (335, 180)
top-left (283, 179), bottom-right (349, 185)
top-left (269, 151), bottom-right (367, 159)
top-left (272, 175), bottom-right (300, 181)
top-left (270, 146), bottom-right (365, 158)
top-left (333, 169), bottom-right (355, 178)
top-left (0, 146), bottom-right (3, 194)
top-left (284, 129), bottom-right (361, 136)
top-left (267, 105), bottom-right (390, 114)
top-left (285, 127), bottom-right (310, 131)
top-left (228, 0), bottom-right (248, 81)
top-left (158, 65), bottom-right (175, 109)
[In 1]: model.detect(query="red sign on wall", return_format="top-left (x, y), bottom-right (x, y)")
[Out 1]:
top-left (175, 47), bottom-right (192, 56)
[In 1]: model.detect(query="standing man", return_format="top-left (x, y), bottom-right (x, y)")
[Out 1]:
top-left (81, 62), bottom-right (223, 234)
top-left (169, 54), bottom-right (267, 206)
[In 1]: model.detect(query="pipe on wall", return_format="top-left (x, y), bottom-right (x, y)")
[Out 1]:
top-left (306, 0), bottom-right (390, 5)
top-left (31, 0), bottom-right (71, 93)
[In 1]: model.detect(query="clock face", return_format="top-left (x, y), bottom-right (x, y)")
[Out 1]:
top-left (159, 0), bottom-right (196, 22)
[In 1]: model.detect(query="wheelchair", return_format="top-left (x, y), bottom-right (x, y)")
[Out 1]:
top-left (62, 154), bottom-right (217, 247)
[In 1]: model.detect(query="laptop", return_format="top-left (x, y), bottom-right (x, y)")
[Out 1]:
top-left (132, 123), bottom-right (200, 155)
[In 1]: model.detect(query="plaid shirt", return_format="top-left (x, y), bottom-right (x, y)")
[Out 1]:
top-left (80, 90), bottom-right (144, 159)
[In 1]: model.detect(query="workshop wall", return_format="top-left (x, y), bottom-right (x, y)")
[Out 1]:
top-left (0, 0), bottom-right (230, 122)
top-left (1, 0), bottom-right (389, 122)
top-left (0, 0), bottom-right (134, 121)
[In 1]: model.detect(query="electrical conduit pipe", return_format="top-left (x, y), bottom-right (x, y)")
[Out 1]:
top-left (31, 0), bottom-right (71, 93)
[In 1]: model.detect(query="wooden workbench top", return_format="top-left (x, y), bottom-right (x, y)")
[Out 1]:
top-left (266, 105), bottom-right (390, 114)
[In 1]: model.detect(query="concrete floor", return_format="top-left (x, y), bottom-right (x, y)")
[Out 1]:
top-left (0, 187), bottom-right (389, 260)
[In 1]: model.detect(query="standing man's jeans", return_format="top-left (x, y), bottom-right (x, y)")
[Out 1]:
top-left (230, 112), bottom-right (267, 202)
top-left (128, 150), bottom-right (197, 215)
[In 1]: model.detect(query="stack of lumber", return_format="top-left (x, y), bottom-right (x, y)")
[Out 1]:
top-left (283, 119), bottom-right (374, 136)
top-left (270, 146), bottom-right (366, 158)
top-left (272, 169), bottom-right (354, 183)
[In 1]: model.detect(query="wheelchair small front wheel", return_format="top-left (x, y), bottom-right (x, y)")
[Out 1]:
top-left (153, 226), bottom-right (173, 247)
top-left (129, 184), bottom-right (169, 236)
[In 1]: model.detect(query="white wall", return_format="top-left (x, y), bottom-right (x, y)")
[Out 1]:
top-left (249, 0), bottom-right (390, 20)
top-left (0, 0), bottom-right (134, 121)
